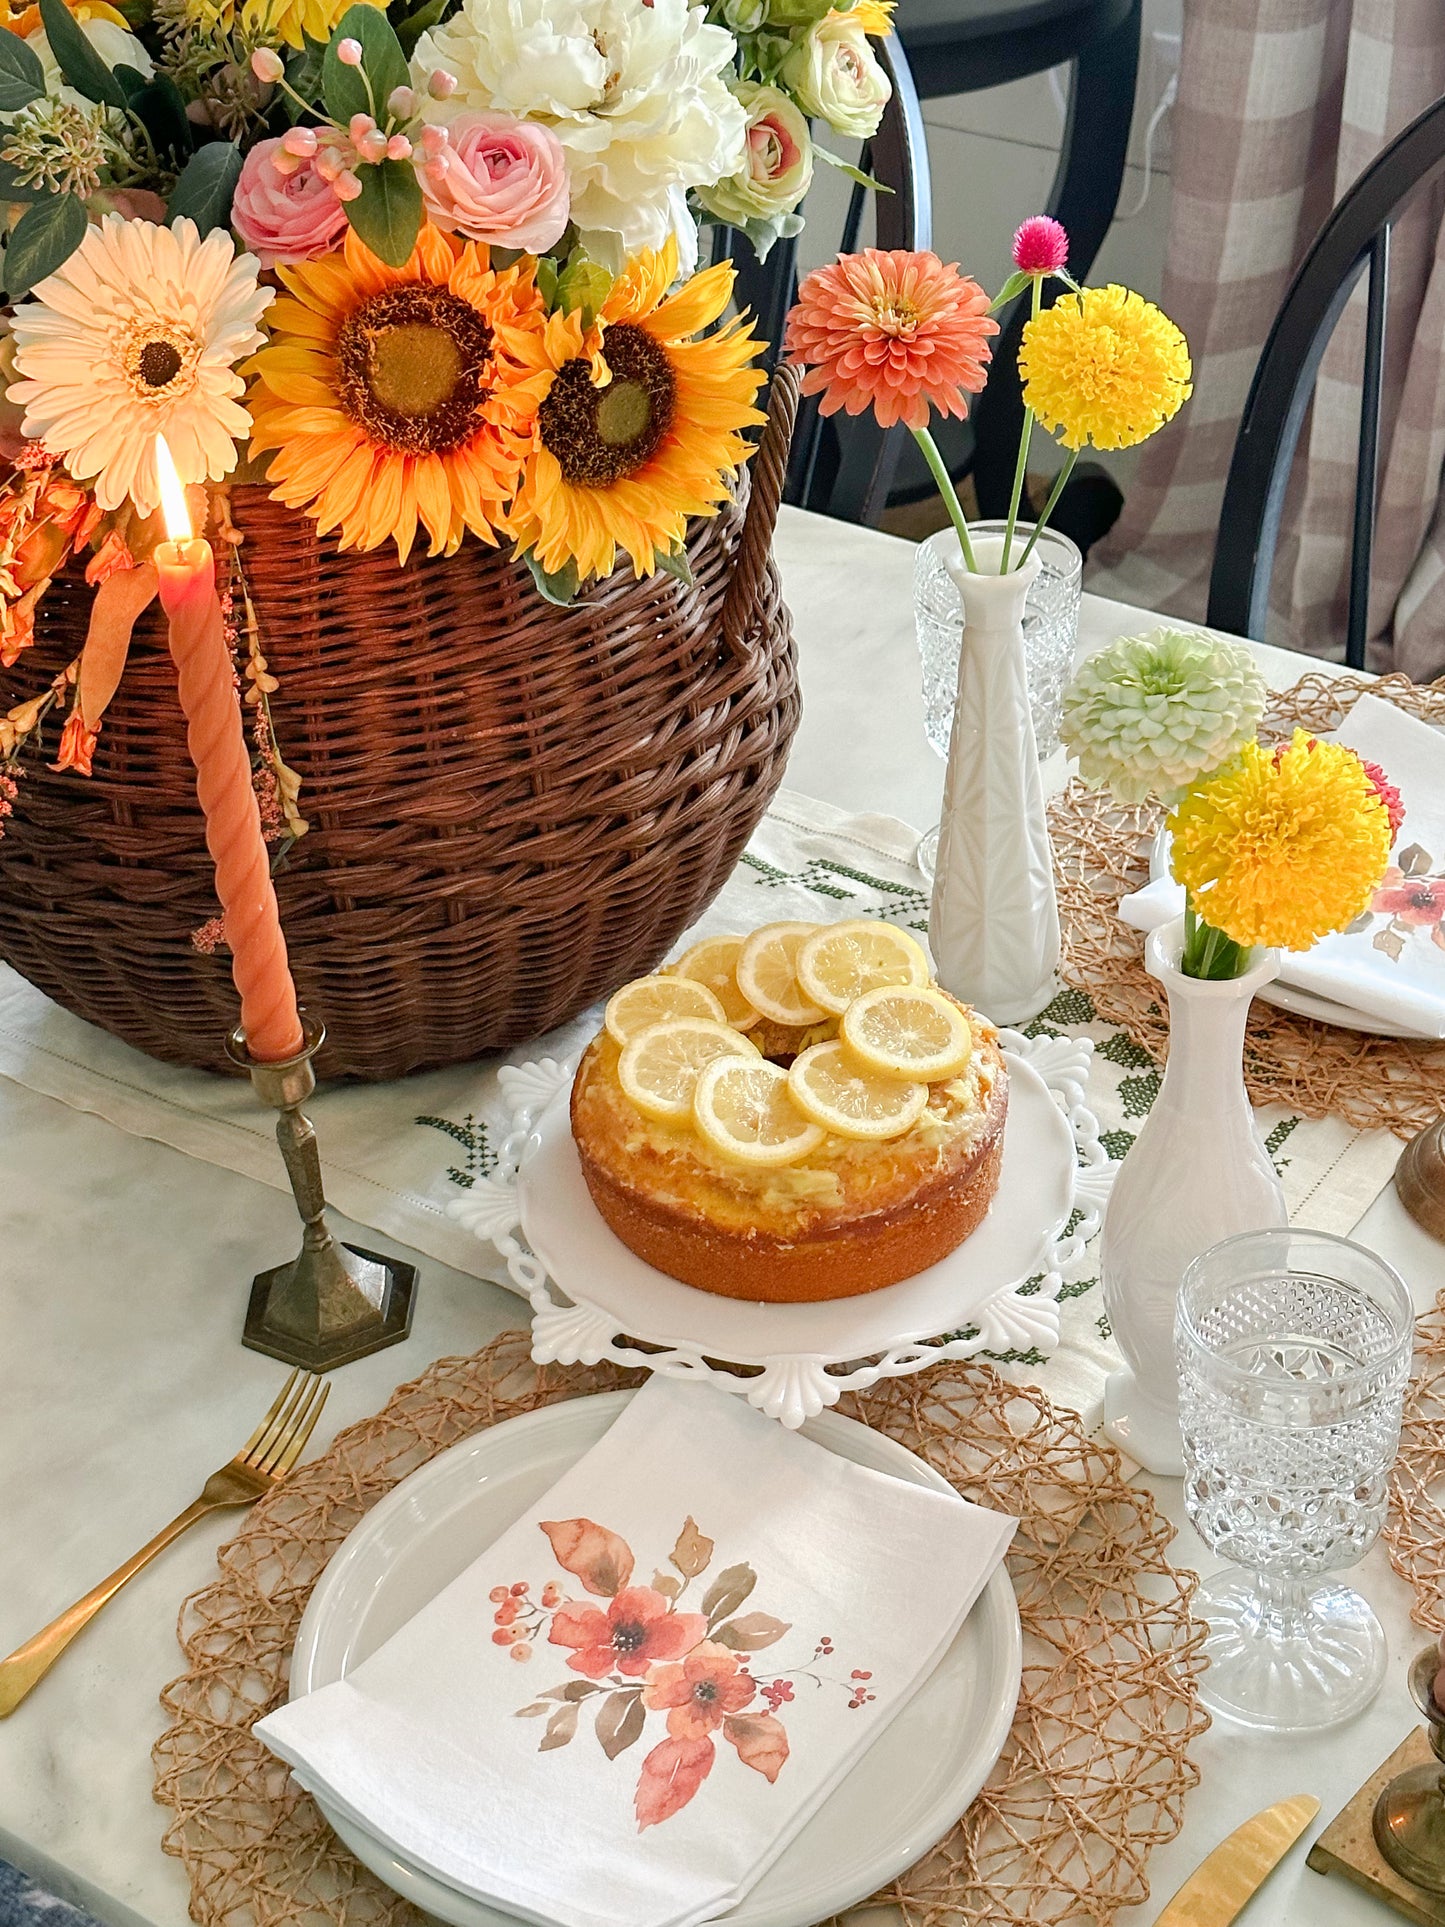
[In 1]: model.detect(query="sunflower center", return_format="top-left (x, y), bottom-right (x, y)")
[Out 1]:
top-left (120, 319), bottom-right (201, 402)
top-left (335, 284), bottom-right (494, 455)
top-left (539, 322), bottom-right (675, 486)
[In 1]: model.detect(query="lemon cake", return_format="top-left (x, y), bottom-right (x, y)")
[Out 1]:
top-left (569, 921), bottom-right (1009, 1302)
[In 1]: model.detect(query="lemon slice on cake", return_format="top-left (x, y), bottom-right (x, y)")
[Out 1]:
top-left (693, 1056), bottom-right (825, 1165)
top-left (671, 934), bottom-right (762, 1031)
top-left (605, 974), bottom-right (726, 1045)
top-left (618, 1019), bottom-right (759, 1120)
top-left (840, 985), bottom-right (974, 1082)
top-left (796, 920), bottom-right (930, 1015)
top-left (735, 922), bottom-right (827, 1026)
top-left (787, 1041), bottom-right (929, 1139)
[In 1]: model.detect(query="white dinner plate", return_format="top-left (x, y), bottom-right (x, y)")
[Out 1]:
top-left (291, 1391), bottom-right (1022, 1927)
top-left (1147, 827), bottom-right (1433, 1039)
top-left (516, 1052), bottom-right (1075, 1368)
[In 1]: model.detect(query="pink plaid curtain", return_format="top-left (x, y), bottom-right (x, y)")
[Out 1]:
top-left (1089, 0), bottom-right (1445, 681)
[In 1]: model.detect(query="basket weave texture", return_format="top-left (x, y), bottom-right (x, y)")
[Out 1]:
top-left (0, 369), bottom-right (802, 1081)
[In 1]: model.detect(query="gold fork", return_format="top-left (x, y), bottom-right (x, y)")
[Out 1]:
top-left (0, 1368), bottom-right (329, 1717)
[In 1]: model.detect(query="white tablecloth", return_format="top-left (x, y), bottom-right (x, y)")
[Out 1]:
top-left (1, 505), bottom-right (1442, 1927)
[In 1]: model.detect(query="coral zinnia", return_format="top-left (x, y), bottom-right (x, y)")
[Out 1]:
top-left (1169, 731), bottom-right (1392, 952)
top-left (784, 248), bottom-right (996, 432)
top-left (504, 237), bottom-right (767, 583)
top-left (246, 223), bottom-right (549, 563)
top-left (1020, 283), bottom-right (1191, 450)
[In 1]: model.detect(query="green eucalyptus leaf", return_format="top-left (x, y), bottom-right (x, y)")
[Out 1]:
top-left (38, 0), bottom-right (127, 108)
top-left (283, 38), bottom-right (327, 123)
top-left (343, 156), bottom-right (421, 267)
top-left (395, 0), bottom-right (449, 57)
top-left (113, 61), bottom-right (149, 95)
top-left (812, 144), bottom-right (890, 194)
top-left (5, 191), bottom-right (87, 299)
top-left (128, 76), bottom-right (192, 164)
top-left (521, 547), bottom-right (580, 607)
top-left (167, 140), bottom-right (243, 235)
top-left (322, 3), bottom-right (408, 125)
top-left (0, 31), bottom-right (45, 114)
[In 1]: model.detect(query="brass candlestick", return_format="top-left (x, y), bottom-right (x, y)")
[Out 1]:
top-left (1373, 1646), bottom-right (1445, 1894)
top-left (1398, 1115), bottom-right (1445, 1243)
top-left (228, 1018), bottom-right (417, 1371)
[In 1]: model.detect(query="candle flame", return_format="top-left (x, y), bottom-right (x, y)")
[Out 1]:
top-left (155, 434), bottom-right (192, 543)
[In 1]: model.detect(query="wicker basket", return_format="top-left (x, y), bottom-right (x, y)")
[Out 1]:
top-left (0, 370), bottom-right (802, 1080)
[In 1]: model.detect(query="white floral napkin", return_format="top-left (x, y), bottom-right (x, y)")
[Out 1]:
top-left (1117, 695), bottom-right (1445, 1037)
top-left (257, 1377), bottom-right (1015, 1927)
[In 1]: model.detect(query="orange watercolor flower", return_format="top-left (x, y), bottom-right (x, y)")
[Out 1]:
top-left (549, 1586), bottom-right (707, 1680)
top-left (643, 1639), bottom-right (756, 1740)
top-left (784, 248), bottom-right (997, 432)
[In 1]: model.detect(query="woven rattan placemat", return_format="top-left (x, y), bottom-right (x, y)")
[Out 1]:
top-left (1050, 670), bottom-right (1445, 1138)
top-left (152, 1333), bottom-right (1208, 1927)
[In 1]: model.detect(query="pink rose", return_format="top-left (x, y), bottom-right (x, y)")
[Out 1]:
top-left (420, 112), bottom-right (569, 253)
top-left (231, 138), bottom-right (349, 269)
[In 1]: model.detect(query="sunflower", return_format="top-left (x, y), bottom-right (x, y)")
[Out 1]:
top-left (246, 224), bottom-right (550, 563)
top-left (505, 237), bottom-right (768, 584)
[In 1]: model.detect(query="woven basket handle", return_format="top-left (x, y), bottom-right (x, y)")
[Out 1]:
top-left (721, 360), bottom-right (801, 660)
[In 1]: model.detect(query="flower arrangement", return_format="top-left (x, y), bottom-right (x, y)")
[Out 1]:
top-left (0, 0), bottom-right (896, 826)
top-left (783, 215), bottom-right (1192, 574)
top-left (1060, 629), bottom-right (1398, 979)
top-left (499, 1511), bottom-right (872, 1831)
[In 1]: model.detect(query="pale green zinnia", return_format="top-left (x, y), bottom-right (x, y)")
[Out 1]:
top-left (1060, 627), bottom-right (1267, 806)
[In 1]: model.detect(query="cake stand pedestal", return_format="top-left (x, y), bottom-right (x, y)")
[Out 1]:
top-left (449, 1032), bottom-right (1113, 1429)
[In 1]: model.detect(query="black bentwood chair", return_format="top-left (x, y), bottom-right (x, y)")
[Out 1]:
top-left (893, 0), bottom-right (1142, 521)
top-left (1207, 93), bottom-right (1445, 671)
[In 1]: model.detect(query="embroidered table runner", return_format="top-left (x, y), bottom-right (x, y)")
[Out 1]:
top-left (0, 784), bottom-right (1402, 1429)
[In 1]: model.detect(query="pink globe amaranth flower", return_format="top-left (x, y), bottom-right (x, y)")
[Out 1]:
top-left (420, 111), bottom-right (570, 254)
top-left (784, 248), bottom-right (997, 432)
top-left (231, 138), bottom-right (349, 269)
top-left (1012, 214), bottom-right (1069, 275)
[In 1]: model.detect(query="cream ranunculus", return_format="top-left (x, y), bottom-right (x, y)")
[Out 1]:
top-left (697, 82), bottom-right (811, 231)
top-left (412, 0), bottom-right (748, 276)
top-left (781, 10), bottom-right (890, 139)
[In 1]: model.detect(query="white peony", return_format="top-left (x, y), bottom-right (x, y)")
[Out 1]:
top-left (413, 0), bottom-right (748, 275)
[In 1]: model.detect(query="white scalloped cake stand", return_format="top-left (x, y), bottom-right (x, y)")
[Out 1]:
top-left (449, 1030), bottom-right (1115, 1429)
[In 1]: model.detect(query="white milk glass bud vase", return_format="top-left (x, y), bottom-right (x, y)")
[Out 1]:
top-left (1101, 915), bottom-right (1288, 1474)
top-left (929, 531), bottom-right (1062, 1025)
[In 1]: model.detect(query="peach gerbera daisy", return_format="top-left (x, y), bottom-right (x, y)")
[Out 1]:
top-left (784, 248), bottom-right (997, 432)
top-left (245, 223), bottom-right (550, 564)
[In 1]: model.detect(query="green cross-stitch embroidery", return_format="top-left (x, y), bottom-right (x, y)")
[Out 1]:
top-left (416, 1112), bottom-right (495, 1191)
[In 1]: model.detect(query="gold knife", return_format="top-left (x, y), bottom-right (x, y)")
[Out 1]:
top-left (1154, 1795), bottom-right (1321, 1927)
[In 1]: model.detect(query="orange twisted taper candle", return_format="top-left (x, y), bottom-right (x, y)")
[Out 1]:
top-left (153, 436), bottom-right (303, 1064)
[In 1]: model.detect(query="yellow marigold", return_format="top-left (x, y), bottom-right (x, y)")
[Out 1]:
top-left (1169, 731), bottom-right (1392, 951)
top-left (1020, 283), bottom-right (1191, 451)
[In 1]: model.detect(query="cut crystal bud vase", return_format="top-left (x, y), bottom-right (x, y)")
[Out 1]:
top-left (928, 532), bottom-right (1062, 1026)
top-left (1100, 916), bottom-right (1288, 1474)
